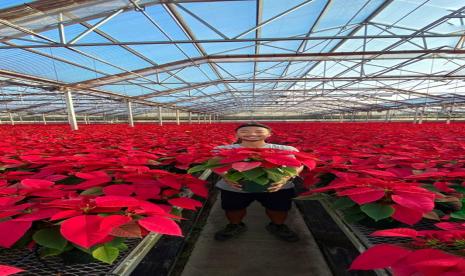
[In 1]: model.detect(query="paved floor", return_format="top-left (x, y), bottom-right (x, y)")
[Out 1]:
top-left (181, 193), bottom-right (332, 276)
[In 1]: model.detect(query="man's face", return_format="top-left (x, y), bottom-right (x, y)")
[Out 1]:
top-left (236, 126), bottom-right (271, 142)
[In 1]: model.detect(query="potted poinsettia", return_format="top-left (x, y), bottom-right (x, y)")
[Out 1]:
top-left (350, 223), bottom-right (465, 275)
top-left (188, 147), bottom-right (317, 192)
top-left (298, 171), bottom-right (439, 228)
top-left (0, 170), bottom-right (206, 266)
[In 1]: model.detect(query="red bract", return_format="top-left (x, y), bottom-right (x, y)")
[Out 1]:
top-left (167, 197), bottom-right (203, 210)
top-left (349, 244), bottom-right (410, 270)
top-left (0, 265), bottom-right (24, 276)
top-left (20, 179), bottom-right (54, 189)
top-left (212, 147), bottom-right (317, 170)
top-left (351, 244), bottom-right (465, 275)
top-left (138, 215), bottom-right (183, 237)
top-left (0, 220), bottom-right (32, 248)
top-left (94, 196), bottom-right (140, 208)
top-left (60, 215), bottom-right (131, 248)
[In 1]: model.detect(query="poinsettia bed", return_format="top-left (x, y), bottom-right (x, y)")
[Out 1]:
top-left (0, 122), bottom-right (464, 275)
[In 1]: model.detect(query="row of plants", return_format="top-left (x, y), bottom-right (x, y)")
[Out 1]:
top-left (287, 123), bottom-right (465, 275)
top-left (0, 124), bottom-right (231, 274)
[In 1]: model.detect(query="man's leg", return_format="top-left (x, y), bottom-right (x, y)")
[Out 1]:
top-left (215, 190), bottom-right (253, 241)
top-left (226, 209), bottom-right (247, 224)
top-left (265, 209), bottom-right (288, 224)
top-left (258, 189), bottom-right (300, 242)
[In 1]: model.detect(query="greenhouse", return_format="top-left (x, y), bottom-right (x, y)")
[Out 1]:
top-left (0, 0), bottom-right (464, 275)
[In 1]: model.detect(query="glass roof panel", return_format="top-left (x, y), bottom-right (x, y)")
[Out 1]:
top-left (0, 0), bottom-right (464, 116)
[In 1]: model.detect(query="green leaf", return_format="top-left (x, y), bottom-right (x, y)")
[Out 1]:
top-left (81, 186), bottom-right (103, 195)
top-left (242, 167), bottom-right (265, 180)
top-left (332, 197), bottom-right (356, 210)
top-left (280, 167), bottom-right (297, 176)
top-left (106, 237), bottom-right (128, 251)
top-left (343, 205), bottom-right (362, 215)
top-left (343, 212), bottom-right (366, 223)
top-left (360, 203), bottom-right (394, 221)
top-left (451, 211), bottom-right (465, 220)
top-left (206, 158), bottom-right (220, 166)
top-left (39, 243), bottom-right (73, 258)
top-left (266, 168), bottom-right (286, 182)
top-left (254, 175), bottom-right (270, 186)
top-left (187, 164), bottom-right (207, 174)
top-left (40, 247), bottom-right (63, 258)
top-left (422, 184), bottom-right (439, 192)
top-left (225, 171), bottom-right (243, 182)
top-left (33, 227), bottom-right (68, 250)
top-left (74, 244), bottom-right (92, 254)
top-left (92, 245), bottom-right (119, 264)
top-left (171, 208), bottom-right (183, 218)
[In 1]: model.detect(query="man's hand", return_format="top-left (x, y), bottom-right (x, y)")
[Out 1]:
top-left (267, 176), bottom-right (292, 192)
top-left (218, 172), bottom-right (243, 191)
top-left (224, 179), bottom-right (243, 191)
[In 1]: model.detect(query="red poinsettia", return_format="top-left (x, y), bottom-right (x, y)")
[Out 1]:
top-left (350, 244), bottom-right (465, 275)
top-left (300, 172), bottom-right (438, 225)
top-left (188, 147), bottom-right (317, 192)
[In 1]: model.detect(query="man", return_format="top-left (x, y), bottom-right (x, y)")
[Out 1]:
top-left (212, 122), bottom-right (303, 242)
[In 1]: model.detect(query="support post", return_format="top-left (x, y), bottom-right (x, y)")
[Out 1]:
top-left (64, 89), bottom-right (78, 131)
top-left (418, 106), bottom-right (425, 124)
top-left (197, 113), bottom-right (201, 124)
top-left (158, 106), bottom-right (163, 126)
top-left (413, 107), bottom-right (419, 124)
top-left (84, 114), bottom-right (89, 125)
top-left (58, 13), bottom-right (66, 44)
top-left (42, 114), bottom-right (47, 125)
top-left (339, 113), bottom-right (343, 123)
top-left (9, 112), bottom-right (14, 125)
top-left (204, 114), bottom-right (207, 123)
top-left (385, 110), bottom-right (390, 122)
top-left (446, 105), bottom-right (453, 124)
top-left (365, 111), bottom-right (369, 122)
top-left (209, 114), bottom-right (212, 124)
top-left (188, 112), bottom-right (192, 124)
top-left (127, 101), bottom-right (134, 127)
top-left (176, 110), bottom-right (180, 125)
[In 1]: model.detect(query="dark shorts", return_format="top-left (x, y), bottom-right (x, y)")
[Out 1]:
top-left (219, 188), bottom-right (296, 211)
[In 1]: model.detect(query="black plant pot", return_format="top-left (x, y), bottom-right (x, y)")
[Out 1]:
top-left (61, 249), bottom-right (96, 265)
top-left (356, 217), bottom-right (402, 229)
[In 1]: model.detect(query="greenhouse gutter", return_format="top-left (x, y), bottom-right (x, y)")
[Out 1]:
top-left (111, 169), bottom-right (212, 276)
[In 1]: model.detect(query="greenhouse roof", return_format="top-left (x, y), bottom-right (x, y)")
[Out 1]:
top-left (0, 0), bottom-right (464, 116)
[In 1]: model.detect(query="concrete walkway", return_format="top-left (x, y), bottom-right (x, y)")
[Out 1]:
top-left (181, 193), bottom-right (332, 276)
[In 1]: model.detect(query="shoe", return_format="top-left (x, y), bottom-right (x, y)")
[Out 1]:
top-left (214, 222), bottom-right (248, 241)
top-left (266, 223), bottom-right (300, 242)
